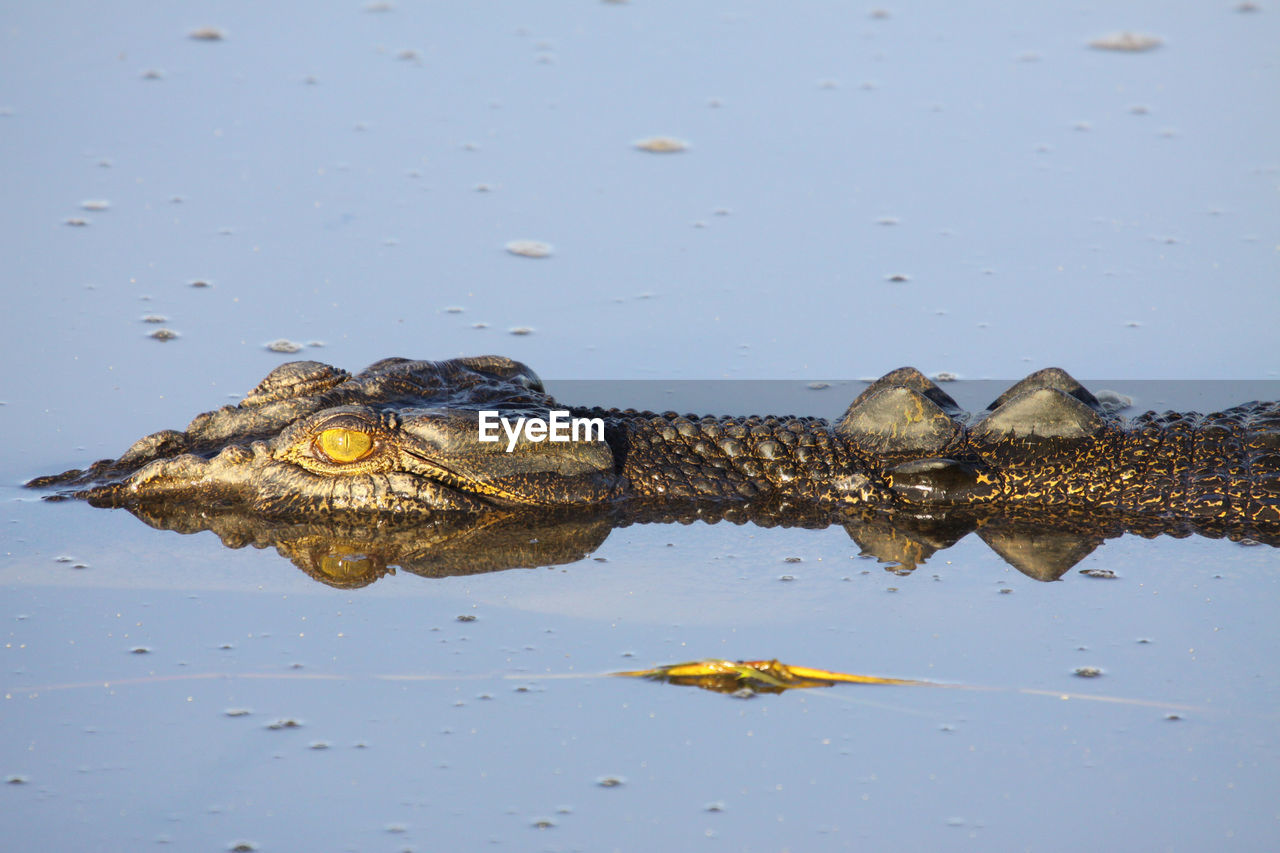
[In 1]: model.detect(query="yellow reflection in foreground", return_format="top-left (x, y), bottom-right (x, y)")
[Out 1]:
top-left (613, 658), bottom-right (929, 695)
top-left (11, 658), bottom-right (1201, 713)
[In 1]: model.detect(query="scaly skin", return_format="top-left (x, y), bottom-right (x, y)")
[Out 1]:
top-left (601, 413), bottom-right (879, 504)
top-left (29, 357), bottom-right (1280, 543)
top-left (575, 402), bottom-right (1280, 532)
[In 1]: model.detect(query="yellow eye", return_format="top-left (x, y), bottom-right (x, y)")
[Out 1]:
top-left (317, 553), bottom-right (378, 587)
top-left (316, 428), bottom-right (374, 463)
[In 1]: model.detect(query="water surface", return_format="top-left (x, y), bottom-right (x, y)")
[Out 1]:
top-left (3, 1), bottom-right (1278, 850)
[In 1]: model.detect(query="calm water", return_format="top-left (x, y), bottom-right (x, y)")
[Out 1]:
top-left (3, 1), bottom-right (1279, 850)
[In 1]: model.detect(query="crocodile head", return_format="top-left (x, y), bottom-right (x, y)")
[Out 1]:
top-left (35, 356), bottom-right (618, 517)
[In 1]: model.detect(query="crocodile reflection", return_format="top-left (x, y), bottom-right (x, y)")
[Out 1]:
top-left (114, 498), bottom-right (1269, 589)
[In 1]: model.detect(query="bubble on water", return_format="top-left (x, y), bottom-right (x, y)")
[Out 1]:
top-left (266, 339), bottom-right (303, 354)
top-left (633, 136), bottom-right (688, 153)
top-left (505, 240), bottom-right (552, 258)
top-left (1080, 568), bottom-right (1117, 579)
top-left (1095, 390), bottom-right (1133, 413)
top-left (1090, 32), bottom-right (1162, 52)
top-left (189, 26), bottom-right (227, 41)
top-left (265, 719), bottom-right (302, 730)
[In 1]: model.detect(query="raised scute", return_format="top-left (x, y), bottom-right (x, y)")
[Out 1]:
top-left (971, 387), bottom-right (1108, 439)
top-left (836, 386), bottom-right (960, 454)
top-left (848, 366), bottom-right (961, 414)
top-left (985, 367), bottom-right (1101, 412)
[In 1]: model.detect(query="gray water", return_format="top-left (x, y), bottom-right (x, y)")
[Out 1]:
top-left (3, 2), bottom-right (1279, 850)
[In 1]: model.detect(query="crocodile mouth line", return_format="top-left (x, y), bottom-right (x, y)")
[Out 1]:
top-left (402, 448), bottom-right (563, 508)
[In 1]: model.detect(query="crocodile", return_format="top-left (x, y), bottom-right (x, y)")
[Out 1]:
top-left (30, 356), bottom-right (1280, 550)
